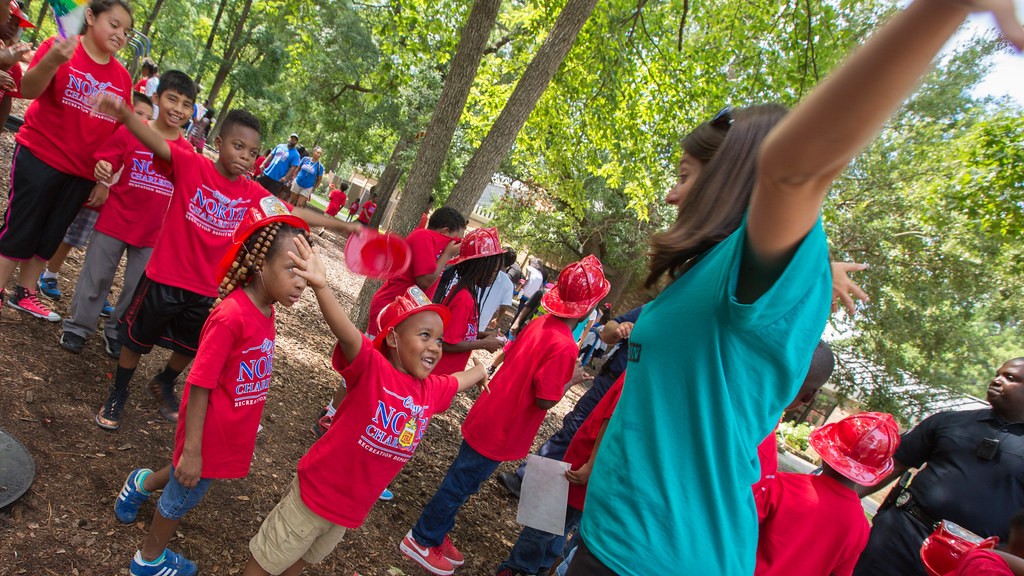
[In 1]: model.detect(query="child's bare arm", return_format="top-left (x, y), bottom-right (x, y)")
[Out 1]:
top-left (20, 36), bottom-right (76, 99)
top-left (288, 235), bottom-right (363, 362)
top-left (92, 93), bottom-right (172, 162)
top-left (454, 358), bottom-right (488, 393)
top-left (291, 206), bottom-right (361, 236)
top-left (175, 386), bottom-right (208, 489)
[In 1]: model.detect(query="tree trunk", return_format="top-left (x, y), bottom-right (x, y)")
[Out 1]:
top-left (140, 0), bottom-right (166, 37)
top-left (206, 0), bottom-right (254, 107)
top-left (194, 0), bottom-right (230, 80)
top-left (31, 1), bottom-right (47, 41)
top-left (206, 86), bottom-right (236, 142)
top-left (349, 0), bottom-right (501, 330)
top-left (384, 0), bottom-right (502, 238)
top-left (445, 0), bottom-right (598, 216)
top-left (368, 138), bottom-right (410, 229)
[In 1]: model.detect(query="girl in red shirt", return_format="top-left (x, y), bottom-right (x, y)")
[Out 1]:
top-left (432, 227), bottom-right (507, 375)
top-left (109, 208), bottom-right (316, 576)
top-left (0, 0), bottom-right (133, 322)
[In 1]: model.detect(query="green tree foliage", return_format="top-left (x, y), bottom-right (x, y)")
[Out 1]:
top-left (825, 36), bottom-right (1024, 411)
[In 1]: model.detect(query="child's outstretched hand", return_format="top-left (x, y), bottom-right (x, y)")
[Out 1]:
top-left (470, 357), bottom-right (490, 393)
top-left (289, 234), bottom-right (327, 290)
top-left (90, 91), bottom-right (129, 123)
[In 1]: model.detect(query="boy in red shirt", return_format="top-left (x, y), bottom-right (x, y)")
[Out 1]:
top-left (754, 412), bottom-right (901, 576)
top-left (312, 206), bottom-right (467, 437)
top-left (241, 285), bottom-right (489, 576)
top-left (59, 71), bottom-right (194, 357)
top-left (90, 95), bottom-right (358, 431)
top-left (401, 255), bottom-right (610, 576)
top-left (497, 373), bottom-right (625, 576)
top-left (357, 191), bottom-right (378, 225)
top-left (324, 182), bottom-right (348, 217)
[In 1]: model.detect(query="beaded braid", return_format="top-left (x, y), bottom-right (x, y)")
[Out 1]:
top-left (213, 221), bottom-right (284, 309)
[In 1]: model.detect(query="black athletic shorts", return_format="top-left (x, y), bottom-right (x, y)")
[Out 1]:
top-left (0, 145), bottom-right (94, 260)
top-left (118, 273), bottom-right (215, 357)
top-left (256, 174), bottom-right (287, 199)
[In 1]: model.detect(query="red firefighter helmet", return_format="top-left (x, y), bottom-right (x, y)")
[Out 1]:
top-left (541, 255), bottom-right (611, 319)
top-left (373, 286), bottom-right (450, 352)
top-left (344, 227), bottom-right (411, 279)
top-left (447, 227), bottom-right (502, 265)
top-left (809, 411), bottom-right (900, 486)
top-left (920, 520), bottom-right (999, 576)
top-left (215, 196), bottom-right (308, 283)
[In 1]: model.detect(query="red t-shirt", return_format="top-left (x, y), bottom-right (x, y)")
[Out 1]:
top-left (358, 200), bottom-right (376, 224)
top-left (297, 336), bottom-right (458, 528)
top-left (172, 289), bottom-right (275, 479)
top-left (145, 143), bottom-right (271, 296)
top-left (17, 37), bottom-right (131, 179)
top-left (951, 550), bottom-right (1014, 576)
top-left (462, 314), bottom-right (576, 461)
top-left (93, 124), bottom-right (188, 247)
top-left (416, 212), bottom-right (429, 230)
top-left (754, 473), bottom-right (869, 576)
top-left (432, 288), bottom-right (478, 376)
top-left (565, 374), bottom-right (623, 511)
top-left (251, 155), bottom-right (265, 178)
top-left (133, 78), bottom-right (147, 93)
top-left (325, 188), bottom-right (346, 216)
top-left (753, 428), bottom-right (781, 512)
top-left (367, 228), bottom-right (454, 336)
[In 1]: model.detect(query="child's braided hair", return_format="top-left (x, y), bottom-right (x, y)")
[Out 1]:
top-left (214, 222), bottom-right (309, 308)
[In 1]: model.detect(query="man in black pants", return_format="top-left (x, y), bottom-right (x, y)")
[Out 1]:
top-left (500, 304), bottom-right (643, 497)
top-left (853, 357), bottom-right (1024, 576)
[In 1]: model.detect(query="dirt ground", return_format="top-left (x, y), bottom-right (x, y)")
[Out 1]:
top-left (0, 116), bottom-right (590, 575)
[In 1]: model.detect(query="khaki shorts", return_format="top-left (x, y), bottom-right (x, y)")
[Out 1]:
top-left (249, 476), bottom-right (347, 574)
top-left (290, 180), bottom-right (313, 198)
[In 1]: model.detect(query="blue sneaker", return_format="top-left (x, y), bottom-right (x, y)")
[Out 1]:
top-left (130, 549), bottom-right (197, 576)
top-left (36, 274), bottom-right (61, 301)
top-left (114, 468), bottom-right (153, 524)
top-left (379, 487), bottom-right (394, 501)
top-left (100, 299), bottom-right (114, 317)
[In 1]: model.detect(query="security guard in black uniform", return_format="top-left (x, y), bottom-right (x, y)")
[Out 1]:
top-left (854, 358), bottom-right (1024, 576)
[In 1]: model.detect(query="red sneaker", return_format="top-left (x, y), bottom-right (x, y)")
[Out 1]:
top-left (439, 534), bottom-right (464, 566)
top-left (8, 287), bottom-right (60, 321)
top-left (400, 530), bottom-right (454, 576)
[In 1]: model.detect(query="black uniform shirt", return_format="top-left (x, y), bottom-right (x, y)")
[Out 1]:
top-left (896, 408), bottom-right (1024, 540)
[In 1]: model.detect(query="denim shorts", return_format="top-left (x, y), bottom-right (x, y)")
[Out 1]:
top-left (157, 466), bottom-right (213, 520)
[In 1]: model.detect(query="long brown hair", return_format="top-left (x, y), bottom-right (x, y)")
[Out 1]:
top-left (647, 105), bottom-right (787, 287)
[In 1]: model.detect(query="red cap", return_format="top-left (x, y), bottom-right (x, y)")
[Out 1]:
top-left (343, 228), bottom-right (411, 279)
top-left (10, 1), bottom-right (34, 28)
top-left (447, 227), bottom-right (502, 265)
top-left (541, 255), bottom-right (611, 319)
top-left (809, 412), bottom-right (900, 486)
top-left (920, 521), bottom-right (999, 576)
top-left (373, 286), bottom-right (450, 352)
top-left (215, 196), bottom-right (308, 283)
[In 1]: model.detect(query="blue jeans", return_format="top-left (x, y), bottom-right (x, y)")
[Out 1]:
top-left (499, 506), bottom-right (582, 575)
top-left (516, 372), bottom-right (617, 480)
top-left (412, 441), bottom-right (502, 547)
top-left (156, 466), bottom-right (213, 520)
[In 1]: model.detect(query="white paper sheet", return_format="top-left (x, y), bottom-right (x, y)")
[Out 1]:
top-left (516, 454), bottom-right (571, 535)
